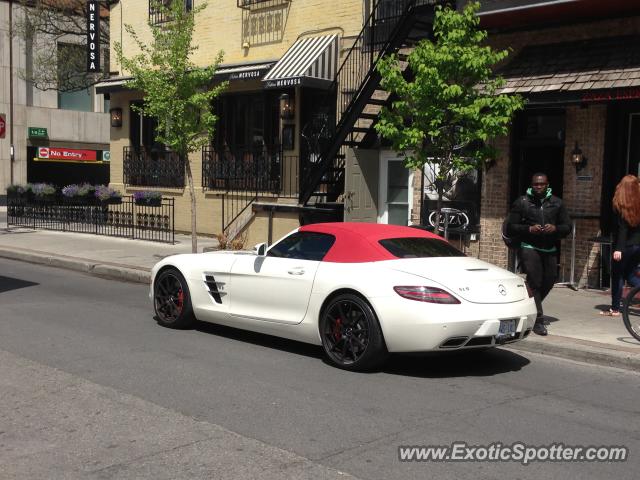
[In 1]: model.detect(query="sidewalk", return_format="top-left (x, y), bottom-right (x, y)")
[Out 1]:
top-left (1, 206), bottom-right (639, 372)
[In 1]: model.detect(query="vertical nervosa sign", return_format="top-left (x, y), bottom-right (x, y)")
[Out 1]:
top-left (87, 1), bottom-right (100, 72)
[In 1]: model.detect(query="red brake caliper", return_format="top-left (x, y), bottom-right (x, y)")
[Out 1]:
top-left (176, 289), bottom-right (184, 313)
top-left (332, 318), bottom-right (342, 341)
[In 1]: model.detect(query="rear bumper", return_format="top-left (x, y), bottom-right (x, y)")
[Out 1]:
top-left (370, 296), bottom-right (537, 353)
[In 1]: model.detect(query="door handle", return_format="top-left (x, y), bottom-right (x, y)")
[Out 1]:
top-left (287, 268), bottom-right (305, 275)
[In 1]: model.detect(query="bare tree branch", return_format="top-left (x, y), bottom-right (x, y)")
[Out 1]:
top-left (13, 0), bottom-right (112, 92)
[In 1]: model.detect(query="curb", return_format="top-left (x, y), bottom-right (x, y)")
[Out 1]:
top-left (0, 247), bottom-right (151, 284)
top-left (506, 335), bottom-right (640, 372)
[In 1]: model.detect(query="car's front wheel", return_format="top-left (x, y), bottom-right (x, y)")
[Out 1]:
top-left (154, 267), bottom-right (195, 329)
top-left (320, 293), bottom-right (388, 371)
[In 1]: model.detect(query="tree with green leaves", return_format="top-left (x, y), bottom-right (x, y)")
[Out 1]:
top-left (375, 1), bottom-right (524, 232)
top-left (115, 0), bottom-right (227, 253)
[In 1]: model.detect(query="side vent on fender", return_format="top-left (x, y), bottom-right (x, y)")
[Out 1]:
top-left (204, 274), bottom-right (225, 304)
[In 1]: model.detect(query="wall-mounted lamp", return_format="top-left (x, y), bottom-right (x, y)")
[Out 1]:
top-left (110, 108), bottom-right (123, 128)
top-left (571, 141), bottom-right (586, 172)
top-left (279, 93), bottom-right (294, 120)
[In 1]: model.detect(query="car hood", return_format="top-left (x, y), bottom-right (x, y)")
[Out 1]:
top-left (386, 257), bottom-right (527, 304)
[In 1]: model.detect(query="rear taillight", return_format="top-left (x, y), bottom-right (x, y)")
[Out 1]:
top-left (525, 282), bottom-right (534, 298)
top-left (393, 286), bottom-right (461, 304)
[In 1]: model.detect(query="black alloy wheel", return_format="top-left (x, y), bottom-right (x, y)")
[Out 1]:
top-left (320, 293), bottom-right (387, 371)
top-left (154, 268), bottom-right (195, 329)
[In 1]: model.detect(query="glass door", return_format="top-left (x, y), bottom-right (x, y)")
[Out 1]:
top-left (378, 151), bottom-right (412, 225)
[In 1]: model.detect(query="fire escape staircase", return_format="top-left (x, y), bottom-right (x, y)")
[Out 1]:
top-left (299, 0), bottom-right (438, 218)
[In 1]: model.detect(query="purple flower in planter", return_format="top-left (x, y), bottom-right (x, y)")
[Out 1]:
top-left (32, 183), bottom-right (56, 197)
top-left (62, 184), bottom-right (80, 198)
top-left (95, 185), bottom-right (122, 201)
top-left (133, 191), bottom-right (162, 201)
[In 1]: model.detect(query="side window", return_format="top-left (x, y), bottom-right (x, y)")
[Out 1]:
top-left (268, 232), bottom-right (336, 261)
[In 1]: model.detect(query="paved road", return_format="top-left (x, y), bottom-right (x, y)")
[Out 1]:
top-left (1, 259), bottom-right (638, 479)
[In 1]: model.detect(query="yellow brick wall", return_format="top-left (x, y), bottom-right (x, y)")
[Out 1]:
top-left (111, 0), bottom-right (365, 74)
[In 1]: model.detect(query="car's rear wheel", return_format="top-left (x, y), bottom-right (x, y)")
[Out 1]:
top-left (154, 268), bottom-right (195, 329)
top-left (320, 293), bottom-right (388, 371)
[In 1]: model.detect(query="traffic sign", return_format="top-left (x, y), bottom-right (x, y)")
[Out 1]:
top-left (28, 127), bottom-right (48, 138)
top-left (0, 114), bottom-right (6, 139)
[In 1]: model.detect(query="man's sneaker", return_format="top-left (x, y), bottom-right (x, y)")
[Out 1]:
top-left (533, 321), bottom-right (548, 336)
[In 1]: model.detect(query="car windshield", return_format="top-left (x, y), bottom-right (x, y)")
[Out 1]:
top-left (379, 237), bottom-right (465, 258)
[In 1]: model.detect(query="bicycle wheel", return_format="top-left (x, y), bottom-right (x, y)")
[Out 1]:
top-left (622, 285), bottom-right (640, 342)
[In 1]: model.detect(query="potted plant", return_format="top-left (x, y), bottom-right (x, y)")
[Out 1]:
top-left (95, 185), bottom-right (123, 205)
top-left (31, 183), bottom-right (57, 203)
top-left (6, 184), bottom-right (30, 200)
top-left (77, 183), bottom-right (96, 204)
top-left (133, 190), bottom-right (163, 207)
top-left (62, 183), bottom-right (96, 205)
top-left (62, 184), bottom-right (81, 203)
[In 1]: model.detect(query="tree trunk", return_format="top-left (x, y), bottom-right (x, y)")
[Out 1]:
top-left (185, 156), bottom-right (197, 253)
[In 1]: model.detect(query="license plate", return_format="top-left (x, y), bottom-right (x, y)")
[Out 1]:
top-left (498, 319), bottom-right (517, 336)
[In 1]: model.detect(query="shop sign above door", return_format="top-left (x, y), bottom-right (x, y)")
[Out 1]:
top-left (36, 147), bottom-right (98, 162)
top-left (28, 127), bottom-right (48, 138)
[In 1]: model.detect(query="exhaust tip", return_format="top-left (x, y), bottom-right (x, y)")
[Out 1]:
top-left (440, 336), bottom-right (468, 348)
top-left (466, 336), bottom-right (493, 347)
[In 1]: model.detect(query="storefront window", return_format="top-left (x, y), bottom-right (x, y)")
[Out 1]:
top-left (215, 92), bottom-right (279, 150)
top-left (58, 88), bottom-right (93, 112)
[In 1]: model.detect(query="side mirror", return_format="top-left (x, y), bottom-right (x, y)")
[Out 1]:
top-left (254, 242), bottom-right (268, 256)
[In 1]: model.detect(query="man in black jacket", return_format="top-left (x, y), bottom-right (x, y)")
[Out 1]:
top-left (507, 173), bottom-right (572, 335)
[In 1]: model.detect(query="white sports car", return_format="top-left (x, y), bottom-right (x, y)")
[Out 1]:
top-left (150, 223), bottom-right (537, 371)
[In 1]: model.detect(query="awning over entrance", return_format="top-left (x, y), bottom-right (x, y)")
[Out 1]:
top-left (496, 36), bottom-right (640, 103)
top-left (95, 76), bottom-right (133, 95)
top-left (262, 34), bottom-right (339, 90)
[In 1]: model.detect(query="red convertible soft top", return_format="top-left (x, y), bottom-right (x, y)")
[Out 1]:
top-left (299, 222), bottom-right (444, 263)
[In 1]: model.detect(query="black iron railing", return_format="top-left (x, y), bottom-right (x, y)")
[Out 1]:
top-left (202, 145), bottom-right (298, 233)
top-left (124, 147), bottom-right (185, 188)
top-left (240, 0), bottom-right (289, 46)
top-left (7, 194), bottom-right (175, 244)
top-left (202, 144), bottom-right (283, 193)
top-left (149, 0), bottom-right (193, 25)
top-left (299, 0), bottom-right (437, 205)
top-left (237, 0), bottom-right (290, 9)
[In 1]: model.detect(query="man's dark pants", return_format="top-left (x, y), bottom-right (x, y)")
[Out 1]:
top-left (519, 247), bottom-right (557, 318)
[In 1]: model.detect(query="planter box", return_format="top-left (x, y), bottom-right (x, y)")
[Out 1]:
top-left (34, 194), bottom-right (57, 204)
top-left (135, 197), bottom-right (162, 207)
top-left (64, 196), bottom-right (96, 205)
top-left (100, 197), bottom-right (123, 205)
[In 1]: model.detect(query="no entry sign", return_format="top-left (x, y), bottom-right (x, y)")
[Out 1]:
top-left (0, 114), bottom-right (6, 139)
top-left (37, 147), bottom-right (98, 162)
